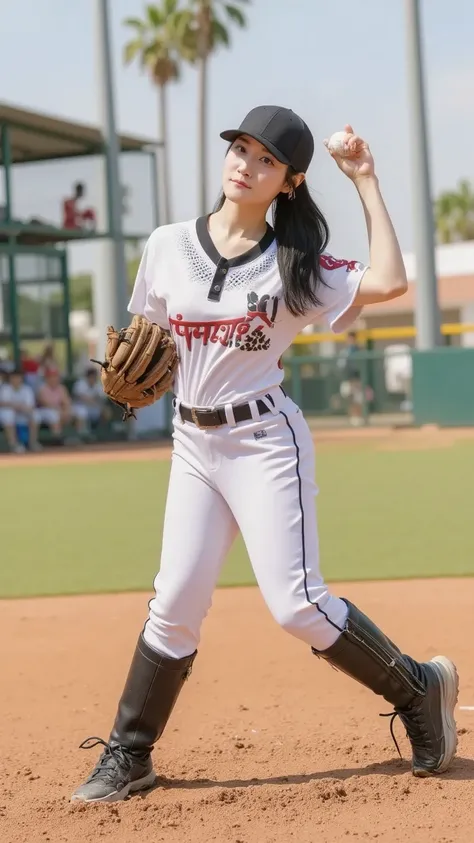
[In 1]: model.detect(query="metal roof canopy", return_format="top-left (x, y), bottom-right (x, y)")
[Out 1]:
top-left (0, 102), bottom-right (158, 164)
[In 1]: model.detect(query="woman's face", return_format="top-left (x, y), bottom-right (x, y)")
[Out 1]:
top-left (222, 134), bottom-right (292, 207)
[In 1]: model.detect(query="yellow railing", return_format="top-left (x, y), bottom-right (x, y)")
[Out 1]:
top-left (292, 323), bottom-right (474, 344)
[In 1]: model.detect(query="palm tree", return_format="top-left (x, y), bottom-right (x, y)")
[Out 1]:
top-left (182, 0), bottom-right (249, 215)
top-left (123, 1), bottom-right (190, 225)
top-left (434, 179), bottom-right (474, 244)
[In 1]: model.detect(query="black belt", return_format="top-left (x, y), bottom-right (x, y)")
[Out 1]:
top-left (177, 398), bottom-right (273, 429)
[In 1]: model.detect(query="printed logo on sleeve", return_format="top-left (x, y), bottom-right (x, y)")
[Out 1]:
top-left (319, 254), bottom-right (363, 272)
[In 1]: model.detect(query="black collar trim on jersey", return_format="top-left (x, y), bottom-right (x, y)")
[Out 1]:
top-left (195, 215), bottom-right (275, 268)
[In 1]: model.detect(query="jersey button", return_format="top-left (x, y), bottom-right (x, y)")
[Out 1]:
top-left (221, 267), bottom-right (228, 274)
top-left (213, 284), bottom-right (221, 292)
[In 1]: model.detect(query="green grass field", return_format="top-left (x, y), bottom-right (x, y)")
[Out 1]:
top-left (1, 441), bottom-right (474, 599)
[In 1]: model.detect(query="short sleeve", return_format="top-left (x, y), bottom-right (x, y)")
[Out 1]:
top-left (311, 253), bottom-right (369, 334)
top-left (127, 233), bottom-right (169, 330)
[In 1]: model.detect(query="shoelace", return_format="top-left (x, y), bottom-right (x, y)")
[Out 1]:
top-left (380, 705), bottom-right (433, 761)
top-left (78, 736), bottom-right (132, 782)
top-left (379, 713), bottom-right (403, 759)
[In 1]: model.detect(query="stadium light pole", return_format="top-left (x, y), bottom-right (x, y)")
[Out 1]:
top-left (94, 0), bottom-right (129, 337)
top-left (404, 0), bottom-right (441, 349)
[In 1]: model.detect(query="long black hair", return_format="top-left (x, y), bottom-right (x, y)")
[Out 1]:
top-left (213, 168), bottom-right (331, 318)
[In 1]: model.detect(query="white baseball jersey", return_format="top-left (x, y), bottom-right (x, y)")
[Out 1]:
top-left (128, 217), bottom-right (368, 408)
top-left (0, 382), bottom-right (35, 410)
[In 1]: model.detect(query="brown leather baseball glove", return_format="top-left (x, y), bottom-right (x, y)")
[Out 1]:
top-left (92, 314), bottom-right (178, 419)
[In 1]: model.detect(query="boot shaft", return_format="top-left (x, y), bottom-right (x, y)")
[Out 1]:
top-left (110, 634), bottom-right (196, 752)
top-left (313, 600), bottom-right (425, 709)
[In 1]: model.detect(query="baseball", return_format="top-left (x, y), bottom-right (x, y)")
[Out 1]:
top-left (327, 131), bottom-right (352, 157)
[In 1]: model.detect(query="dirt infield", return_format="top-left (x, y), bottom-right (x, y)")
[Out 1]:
top-left (2, 424), bottom-right (474, 467)
top-left (1, 580), bottom-right (473, 843)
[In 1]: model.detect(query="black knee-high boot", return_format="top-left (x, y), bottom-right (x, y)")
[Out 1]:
top-left (109, 634), bottom-right (196, 752)
top-left (71, 634), bottom-right (196, 803)
top-left (312, 600), bottom-right (458, 777)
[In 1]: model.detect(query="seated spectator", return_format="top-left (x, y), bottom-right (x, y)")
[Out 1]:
top-left (72, 367), bottom-right (111, 431)
top-left (0, 370), bottom-right (42, 453)
top-left (36, 367), bottom-right (88, 439)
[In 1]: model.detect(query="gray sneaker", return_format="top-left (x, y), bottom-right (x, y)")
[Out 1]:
top-left (71, 737), bottom-right (156, 803)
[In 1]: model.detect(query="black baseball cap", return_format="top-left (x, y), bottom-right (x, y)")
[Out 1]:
top-left (220, 105), bottom-right (314, 173)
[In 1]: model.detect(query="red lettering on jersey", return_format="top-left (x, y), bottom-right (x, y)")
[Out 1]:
top-left (169, 314), bottom-right (250, 351)
top-left (319, 254), bottom-right (360, 272)
top-left (169, 293), bottom-right (279, 351)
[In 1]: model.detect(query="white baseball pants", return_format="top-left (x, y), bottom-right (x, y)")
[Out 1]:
top-left (143, 388), bottom-right (348, 658)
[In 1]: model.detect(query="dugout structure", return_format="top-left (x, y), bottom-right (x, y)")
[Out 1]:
top-left (0, 102), bottom-right (159, 375)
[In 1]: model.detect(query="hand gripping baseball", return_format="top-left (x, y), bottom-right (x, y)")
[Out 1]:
top-left (324, 124), bottom-right (376, 181)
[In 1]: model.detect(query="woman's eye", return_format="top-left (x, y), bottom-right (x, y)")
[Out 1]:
top-left (261, 156), bottom-right (274, 166)
top-left (235, 144), bottom-right (246, 153)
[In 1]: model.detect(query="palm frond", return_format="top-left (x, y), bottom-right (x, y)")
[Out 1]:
top-left (224, 4), bottom-right (247, 26)
top-left (123, 38), bottom-right (145, 64)
top-left (173, 9), bottom-right (196, 43)
top-left (146, 4), bottom-right (164, 27)
top-left (177, 24), bottom-right (199, 62)
top-left (163, 0), bottom-right (179, 16)
top-left (123, 16), bottom-right (147, 31)
top-left (211, 17), bottom-right (230, 46)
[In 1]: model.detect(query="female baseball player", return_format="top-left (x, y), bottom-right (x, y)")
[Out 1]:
top-left (72, 105), bottom-right (458, 802)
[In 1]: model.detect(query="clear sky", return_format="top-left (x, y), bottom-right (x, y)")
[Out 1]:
top-left (1, 0), bottom-right (472, 276)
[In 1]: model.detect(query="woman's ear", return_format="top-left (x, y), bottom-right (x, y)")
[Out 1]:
top-left (281, 172), bottom-right (306, 194)
top-left (293, 173), bottom-right (306, 190)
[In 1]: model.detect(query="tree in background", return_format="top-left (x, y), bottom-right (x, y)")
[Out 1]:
top-left (435, 179), bottom-right (474, 244)
top-left (123, 1), bottom-right (191, 224)
top-left (182, 0), bottom-right (249, 215)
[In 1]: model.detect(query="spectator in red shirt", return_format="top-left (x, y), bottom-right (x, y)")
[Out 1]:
top-left (19, 347), bottom-right (41, 390)
top-left (62, 183), bottom-right (96, 231)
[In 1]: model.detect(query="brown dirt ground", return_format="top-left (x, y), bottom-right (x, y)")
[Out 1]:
top-left (1, 580), bottom-right (474, 843)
